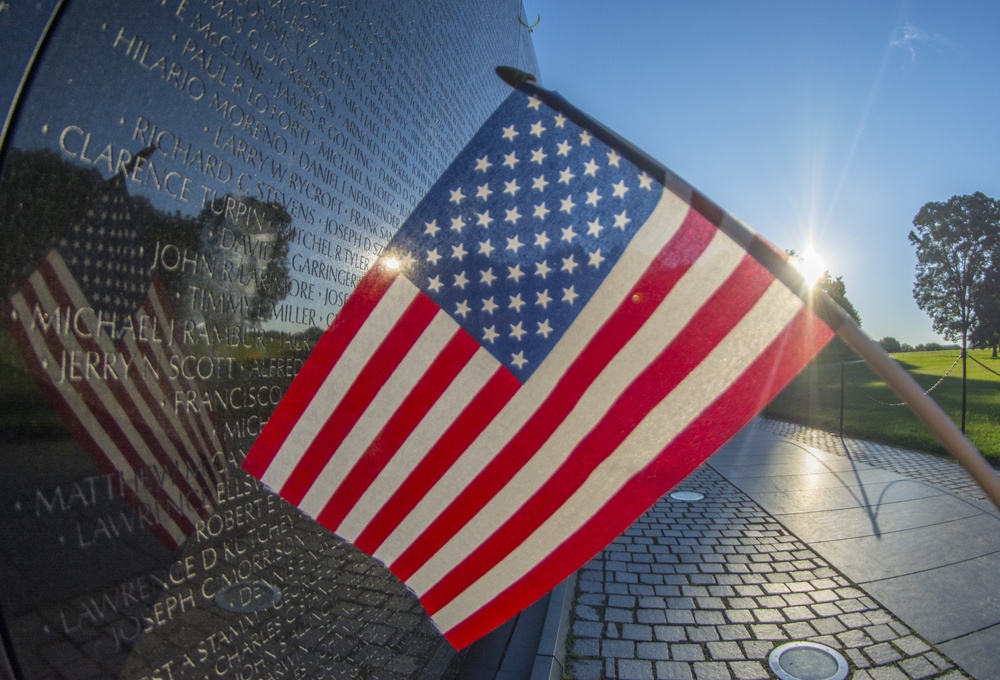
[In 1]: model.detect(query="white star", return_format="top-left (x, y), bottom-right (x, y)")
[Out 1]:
top-left (508, 264), bottom-right (526, 282)
top-left (426, 248), bottom-right (442, 266)
top-left (561, 226), bottom-right (577, 243)
top-left (614, 210), bottom-right (631, 230)
top-left (583, 159), bottom-right (600, 176)
top-left (509, 321), bottom-right (527, 341)
top-left (560, 195), bottom-right (576, 214)
top-left (428, 275), bottom-right (444, 293)
top-left (507, 235), bottom-right (525, 254)
top-left (502, 125), bottom-right (519, 141)
top-left (481, 268), bottom-right (497, 286)
top-left (505, 207), bottom-right (522, 225)
top-left (588, 249), bottom-right (606, 268)
top-left (451, 216), bottom-right (467, 233)
top-left (450, 188), bottom-right (466, 204)
top-left (532, 175), bottom-right (550, 192)
top-left (479, 239), bottom-right (496, 257)
top-left (533, 203), bottom-right (551, 220)
top-left (455, 300), bottom-right (471, 317)
top-left (586, 188), bottom-right (602, 207)
top-left (537, 319), bottom-right (554, 338)
top-left (475, 156), bottom-right (492, 172)
top-left (511, 351), bottom-right (528, 369)
top-left (554, 112), bottom-right (567, 128)
top-left (425, 220), bottom-right (440, 237)
top-left (562, 285), bottom-right (579, 305)
top-left (535, 260), bottom-right (552, 279)
top-left (476, 183), bottom-right (493, 200)
top-left (483, 325), bottom-right (499, 343)
top-left (509, 293), bottom-right (526, 313)
top-left (580, 130), bottom-right (593, 146)
top-left (530, 121), bottom-right (546, 137)
top-left (453, 271), bottom-right (469, 289)
top-left (587, 218), bottom-right (603, 238)
top-left (503, 151), bottom-right (519, 169)
top-left (482, 297), bottom-right (499, 314)
top-left (531, 147), bottom-right (547, 164)
top-left (527, 96), bottom-right (541, 110)
top-left (536, 288), bottom-right (552, 308)
top-left (612, 180), bottom-right (629, 198)
top-left (557, 140), bottom-right (572, 156)
top-left (534, 232), bottom-right (551, 249)
top-left (559, 167), bottom-right (575, 184)
top-left (504, 179), bottom-right (521, 196)
top-left (606, 149), bottom-right (622, 167)
top-left (561, 255), bottom-right (579, 274)
top-left (477, 210), bottom-right (494, 228)
top-left (638, 171), bottom-right (654, 190)
top-left (451, 243), bottom-right (468, 261)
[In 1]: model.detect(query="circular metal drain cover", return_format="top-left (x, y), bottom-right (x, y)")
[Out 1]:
top-left (768, 642), bottom-right (848, 680)
top-left (669, 490), bottom-right (705, 501)
top-left (215, 580), bottom-right (283, 614)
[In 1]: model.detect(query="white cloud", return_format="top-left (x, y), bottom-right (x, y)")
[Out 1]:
top-left (890, 21), bottom-right (953, 63)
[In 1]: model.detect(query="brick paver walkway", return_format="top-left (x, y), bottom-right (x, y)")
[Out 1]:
top-left (565, 419), bottom-right (974, 680)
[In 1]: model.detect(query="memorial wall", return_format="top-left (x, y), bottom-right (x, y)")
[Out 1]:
top-left (0, 1), bottom-right (538, 677)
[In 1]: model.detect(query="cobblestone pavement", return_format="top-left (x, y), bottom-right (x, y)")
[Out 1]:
top-left (564, 419), bottom-right (974, 680)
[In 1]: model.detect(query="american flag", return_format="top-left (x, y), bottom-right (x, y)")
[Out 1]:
top-left (243, 84), bottom-right (834, 647)
top-left (6, 170), bottom-right (222, 551)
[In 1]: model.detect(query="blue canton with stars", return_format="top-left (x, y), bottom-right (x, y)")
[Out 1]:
top-left (386, 89), bottom-right (663, 380)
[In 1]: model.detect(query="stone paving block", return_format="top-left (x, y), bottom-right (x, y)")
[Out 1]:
top-left (616, 659), bottom-right (655, 680)
top-left (670, 643), bottom-right (706, 662)
top-left (693, 661), bottom-right (731, 679)
top-left (635, 641), bottom-right (670, 661)
top-left (655, 660), bottom-right (694, 679)
top-left (729, 659), bottom-right (770, 680)
top-left (573, 621), bottom-right (603, 638)
top-left (866, 641), bottom-right (904, 665)
top-left (899, 655), bottom-right (941, 679)
top-left (686, 626), bottom-right (720, 643)
top-left (622, 624), bottom-right (652, 642)
top-left (568, 658), bottom-right (602, 680)
top-left (718, 623), bottom-right (752, 641)
top-left (895, 635), bottom-right (932, 656)
top-left (601, 639), bottom-right (634, 659)
top-left (866, 623), bottom-right (898, 643)
top-left (654, 625), bottom-right (688, 642)
top-left (707, 640), bottom-right (742, 661)
top-left (571, 638), bottom-right (600, 657)
top-left (636, 609), bottom-right (667, 625)
top-left (692, 611), bottom-right (725, 626)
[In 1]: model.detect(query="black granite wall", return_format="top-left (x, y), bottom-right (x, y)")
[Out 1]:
top-left (0, 1), bottom-right (538, 677)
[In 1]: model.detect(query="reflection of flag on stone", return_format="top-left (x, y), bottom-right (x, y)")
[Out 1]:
top-left (243, 83), bottom-right (834, 647)
top-left (6, 171), bottom-right (221, 551)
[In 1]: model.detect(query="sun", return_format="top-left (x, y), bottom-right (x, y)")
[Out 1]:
top-left (795, 246), bottom-right (826, 286)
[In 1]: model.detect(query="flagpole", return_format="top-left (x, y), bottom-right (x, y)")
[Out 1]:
top-left (496, 65), bottom-right (1000, 513)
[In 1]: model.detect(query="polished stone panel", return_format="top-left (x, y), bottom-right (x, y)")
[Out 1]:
top-left (0, 1), bottom-right (538, 677)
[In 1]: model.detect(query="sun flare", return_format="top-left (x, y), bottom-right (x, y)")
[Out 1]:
top-left (796, 247), bottom-right (826, 286)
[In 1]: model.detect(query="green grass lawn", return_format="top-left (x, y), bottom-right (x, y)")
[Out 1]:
top-left (766, 349), bottom-right (1000, 464)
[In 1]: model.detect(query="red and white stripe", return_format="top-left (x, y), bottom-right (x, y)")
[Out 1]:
top-left (8, 251), bottom-right (221, 550)
top-left (243, 186), bottom-right (833, 646)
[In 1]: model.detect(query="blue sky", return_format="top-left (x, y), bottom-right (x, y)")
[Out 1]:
top-left (522, 1), bottom-right (1000, 345)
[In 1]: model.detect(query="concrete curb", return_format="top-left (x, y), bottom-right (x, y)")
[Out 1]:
top-left (529, 572), bottom-right (577, 680)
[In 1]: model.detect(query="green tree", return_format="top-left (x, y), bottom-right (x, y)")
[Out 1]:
top-left (878, 336), bottom-right (902, 353)
top-left (971, 247), bottom-right (1000, 357)
top-left (909, 191), bottom-right (1000, 429)
top-left (816, 270), bottom-right (862, 327)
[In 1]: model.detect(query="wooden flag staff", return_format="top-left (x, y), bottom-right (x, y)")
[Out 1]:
top-left (496, 66), bottom-right (1000, 513)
